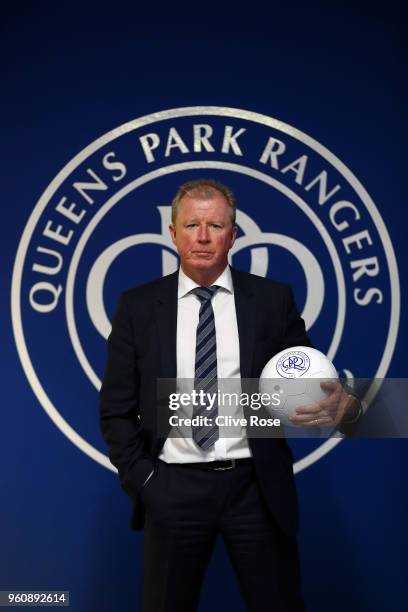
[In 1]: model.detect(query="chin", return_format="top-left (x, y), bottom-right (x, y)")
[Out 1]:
top-left (191, 263), bottom-right (213, 272)
top-left (191, 257), bottom-right (215, 268)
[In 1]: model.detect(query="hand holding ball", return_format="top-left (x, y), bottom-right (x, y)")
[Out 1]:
top-left (259, 346), bottom-right (338, 427)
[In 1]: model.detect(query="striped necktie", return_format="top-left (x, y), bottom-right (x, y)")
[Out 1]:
top-left (192, 285), bottom-right (219, 450)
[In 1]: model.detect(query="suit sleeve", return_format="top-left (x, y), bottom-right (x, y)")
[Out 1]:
top-left (99, 293), bottom-right (154, 499)
top-left (282, 286), bottom-right (313, 350)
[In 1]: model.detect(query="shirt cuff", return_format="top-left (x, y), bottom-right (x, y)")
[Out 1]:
top-left (342, 393), bottom-right (364, 424)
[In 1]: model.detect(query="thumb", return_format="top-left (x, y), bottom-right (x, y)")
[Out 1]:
top-left (320, 380), bottom-right (338, 392)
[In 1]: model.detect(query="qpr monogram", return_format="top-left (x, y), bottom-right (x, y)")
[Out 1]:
top-left (278, 351), bottom-right (311, 378)
top-left (11, 106), bottom-right (400, 473)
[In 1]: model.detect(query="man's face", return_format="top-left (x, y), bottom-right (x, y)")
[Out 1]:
top-left (169, 193), bottom-right (237, 283)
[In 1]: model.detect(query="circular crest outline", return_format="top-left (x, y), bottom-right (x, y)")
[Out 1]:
top-left (11, 106), bottom-right (400, 474)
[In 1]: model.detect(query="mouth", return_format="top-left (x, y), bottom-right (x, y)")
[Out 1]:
top-left (193, 251), bottom-right (213, 256)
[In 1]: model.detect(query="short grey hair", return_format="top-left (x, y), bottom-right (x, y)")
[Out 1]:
top-left (171, 179), bottom-right (236, 225)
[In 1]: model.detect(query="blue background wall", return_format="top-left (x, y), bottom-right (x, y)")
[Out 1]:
top-left (1, 2), bottom-right (406, 611)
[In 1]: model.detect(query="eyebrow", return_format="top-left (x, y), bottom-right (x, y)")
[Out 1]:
top-left (184, 218), bottom-right (225, 224)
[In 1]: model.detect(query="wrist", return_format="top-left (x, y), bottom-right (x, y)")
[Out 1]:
top-left (342, 393), bottom-right (363, 424)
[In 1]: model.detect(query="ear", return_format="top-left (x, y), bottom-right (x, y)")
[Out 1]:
top-left (169, 224), bottom-right (177, 246)
top-left (230, 225), bottom-right (237, 248)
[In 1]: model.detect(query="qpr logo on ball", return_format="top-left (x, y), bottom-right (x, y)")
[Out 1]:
top-left (277, 351), bottom-right (311, 378)
top-left (11, 106), bottom-right (400, 473)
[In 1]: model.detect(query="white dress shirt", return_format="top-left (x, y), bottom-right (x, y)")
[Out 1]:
top-left (159, 265), bottom-right (252, 463)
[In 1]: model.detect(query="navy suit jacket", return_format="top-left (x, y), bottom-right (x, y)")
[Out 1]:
top-left (100, 267), bottom-right (311, 536)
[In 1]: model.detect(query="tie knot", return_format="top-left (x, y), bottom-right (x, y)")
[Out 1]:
top-left (193, 285), bottom-right (219, 302)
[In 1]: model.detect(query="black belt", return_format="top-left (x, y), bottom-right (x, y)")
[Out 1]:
top-left (168, 458), bottom-right (253, 471)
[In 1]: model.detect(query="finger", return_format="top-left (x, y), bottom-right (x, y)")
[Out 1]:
top-left (289, 415), bottom-right (334, 427)
top-left (314, 409), bottom-right (331, 419)
top-left (316, 396), bottom-right (340, 410)
top-left (320, 381), bottom-right (341, 394)
top-left (295, 403), bottom-right (321, 415)
top-left (315, 403), bottom-right (340, 420)
top-left (317, 390), bottom-right (344, 409)
top-left (297, 398), bottom-right (338, 415)
top-left (289, 413), bottom-right (332, 424)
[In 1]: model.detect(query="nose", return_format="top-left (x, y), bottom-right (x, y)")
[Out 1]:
top-left (197, 224), bottom-right (210, 242)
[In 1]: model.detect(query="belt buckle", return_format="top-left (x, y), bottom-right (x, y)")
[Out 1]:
top-left (214, 459), bottom-right (235, 471)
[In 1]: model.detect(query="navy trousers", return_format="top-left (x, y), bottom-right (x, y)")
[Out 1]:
top-left (142, 460), bottom-right (305, 612)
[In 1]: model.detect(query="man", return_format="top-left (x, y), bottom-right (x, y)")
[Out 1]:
top-left (100, 179), bottom-right (361, 612)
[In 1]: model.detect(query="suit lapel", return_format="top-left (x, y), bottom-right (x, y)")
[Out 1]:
top-left (154, 271), bottom-right (178, 378)
top-left (231, 268), bottom-right (255, 378)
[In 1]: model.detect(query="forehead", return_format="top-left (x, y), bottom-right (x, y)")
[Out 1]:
top-left (177, 194), bottom-right (230, 219)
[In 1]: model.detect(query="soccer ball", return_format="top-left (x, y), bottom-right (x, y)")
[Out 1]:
top-left (259, 346), bottom-right (338, 426)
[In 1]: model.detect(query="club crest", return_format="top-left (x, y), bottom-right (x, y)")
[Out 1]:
top-left (11, 106), bottom-right (400, 473)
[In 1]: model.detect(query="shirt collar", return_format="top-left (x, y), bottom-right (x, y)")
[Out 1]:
top-left (178, 265), bottom-right (233, 299)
